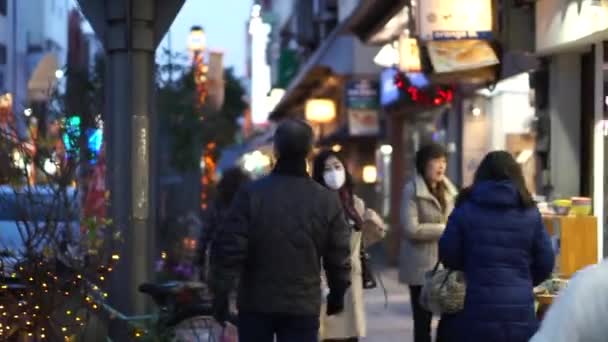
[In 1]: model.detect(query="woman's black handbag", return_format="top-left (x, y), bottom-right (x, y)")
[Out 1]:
top-left (360, 242), bottom-right (377, 289)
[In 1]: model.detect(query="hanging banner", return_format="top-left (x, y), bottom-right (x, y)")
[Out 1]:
top-left (346, 79), bottom-right (380, 136)
top-left (83, 148), bottom-right (107, 222)
top-left (418, 0), bottom-right (493, 41)
top-left (427, 40), bottom-right (499, 73)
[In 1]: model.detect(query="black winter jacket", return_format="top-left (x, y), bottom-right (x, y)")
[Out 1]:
top-left (211, 160), bottom-right (351, 315)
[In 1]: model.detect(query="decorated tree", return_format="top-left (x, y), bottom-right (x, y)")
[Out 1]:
top-left (0, 60), bottom-right (118, 341)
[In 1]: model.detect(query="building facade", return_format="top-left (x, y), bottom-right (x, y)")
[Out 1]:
top-left (1, 0), bottom-right (71, 117)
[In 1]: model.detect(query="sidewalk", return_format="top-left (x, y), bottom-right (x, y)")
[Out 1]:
top-left (363, 267), bottom-right (437, 341)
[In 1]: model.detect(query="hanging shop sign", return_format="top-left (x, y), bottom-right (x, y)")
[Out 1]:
top-left (346, 79), bottom-right (380, 136)
top-left (418, 0), bottom-right (493, 41)
top-left (398, 37), bottom-right (422, 72)
top-left (427, 40), bottom-right (499, 73)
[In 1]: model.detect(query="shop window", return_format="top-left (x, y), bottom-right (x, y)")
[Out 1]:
top-left (0, 0), bottom-right (6, 16)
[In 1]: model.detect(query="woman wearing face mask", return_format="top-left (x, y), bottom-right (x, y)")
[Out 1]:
top-left (313, 150), bottom-right (387, 342)
top-left (399, 143), bottom-right (458, 342)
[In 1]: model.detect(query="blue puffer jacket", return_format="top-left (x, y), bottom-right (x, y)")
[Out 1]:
top-left (439, 180), bottom-right (555, 342)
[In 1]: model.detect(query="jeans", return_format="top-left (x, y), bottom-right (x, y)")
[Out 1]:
top-left (410, 285), bottom-right (433, 342)
top-left (238, 312), bottom-right (319, 342)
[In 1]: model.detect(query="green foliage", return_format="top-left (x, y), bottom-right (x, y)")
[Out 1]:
top-left (157, 60), bottom-right (247, 172)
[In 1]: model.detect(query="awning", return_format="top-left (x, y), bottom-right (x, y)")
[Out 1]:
top-left (318, 123), bottom-right (386, 146)
top-left (270, 6), bottom-right (383, 121)
top-left (269, 17), bottom-right (351, 121)
top-left (347, 0), bottom-right (408, 44)
top-left (28, 53), bottom-right (59, 102)
top-left (216, 129), bottom-right (276, 172)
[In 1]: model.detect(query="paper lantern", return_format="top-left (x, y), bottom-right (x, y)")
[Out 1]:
top-left (305, 98), bottom-right (336, 124)
top-left (362, 165), bottom-right (378, 184)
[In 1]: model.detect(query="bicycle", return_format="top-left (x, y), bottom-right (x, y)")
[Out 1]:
top-left (104, 280), bottom-right (237, 342)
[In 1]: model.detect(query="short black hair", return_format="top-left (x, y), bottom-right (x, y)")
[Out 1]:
top-left (415, 143), bottom-right (448, 176)
top-left (217, 168), bottom-right (250, 207)
top-left (274, 119), bottom-right (314, 158)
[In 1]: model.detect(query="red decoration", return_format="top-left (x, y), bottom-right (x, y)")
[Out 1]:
top-left (393, 71), bottom-right (454, 107)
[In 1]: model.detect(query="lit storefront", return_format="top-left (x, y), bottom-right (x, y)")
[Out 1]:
top-left (535, 0), bottom-right (608, 259)
top-left (344, 0), bottom-right (547, 262)
top-left (461, 73), bottom-right (537, 190)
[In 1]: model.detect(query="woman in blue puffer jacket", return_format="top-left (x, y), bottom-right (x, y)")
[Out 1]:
top-left (439, 151), bottom-right (555, 342)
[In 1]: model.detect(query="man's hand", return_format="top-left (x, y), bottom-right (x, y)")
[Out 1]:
top-left (326, 290), bottom-right (345, 316)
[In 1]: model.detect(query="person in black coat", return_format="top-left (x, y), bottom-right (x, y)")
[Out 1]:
top-left (198, 167), bottom-right (250, 282)
top-left (211, 119), bottom-right (352, 342)
top-left (439, 151), bottom-right (555, 342)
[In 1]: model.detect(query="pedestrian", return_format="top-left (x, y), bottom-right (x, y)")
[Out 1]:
top-left (312, 150), bottom-right (387, 342)
top-left (439, 151), bottom-right (555, 342)
top-left (198, 167), bottom-right (250, 281)
top-left (530, 261), bottom-right (608, 342)
top-left (211, 119), bottom-right (352, 342)
top-left (399, 143), bottom-right (458, 342)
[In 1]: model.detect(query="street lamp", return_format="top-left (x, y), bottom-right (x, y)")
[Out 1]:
top-left (187, 26), bottom-right (206, 53)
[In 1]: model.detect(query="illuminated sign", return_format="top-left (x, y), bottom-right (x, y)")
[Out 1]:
top-left (418, 0), bottom-right (493, 40)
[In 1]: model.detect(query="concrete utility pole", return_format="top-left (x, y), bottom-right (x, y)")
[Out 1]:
top-left (76, 0), bottom-right (184, 339)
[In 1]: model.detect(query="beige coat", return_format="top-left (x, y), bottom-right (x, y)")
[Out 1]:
top-left (398, 175), bottom-right (457, 285)
top-left (320, 196), bottom-right (387, 340)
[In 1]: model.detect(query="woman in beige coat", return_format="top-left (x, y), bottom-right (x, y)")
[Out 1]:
top-left (313, 150), bottom-right (387, 342)
top-left (399, 144), bottom-right (457, 342)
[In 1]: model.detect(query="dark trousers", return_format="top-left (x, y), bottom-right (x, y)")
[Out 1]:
top-left (410, 285), bottom-right (434, 342)
top-left (238, 312), bottom-right (319, 342)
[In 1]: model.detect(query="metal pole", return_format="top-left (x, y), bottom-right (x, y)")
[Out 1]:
top-left (104, 0), bottom-right (156, 338)
top-left (77, 0), bottom-right (184, 338)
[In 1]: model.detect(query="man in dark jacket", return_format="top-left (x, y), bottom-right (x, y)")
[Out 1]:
top-left (211, 119), bottom-right (352, 342)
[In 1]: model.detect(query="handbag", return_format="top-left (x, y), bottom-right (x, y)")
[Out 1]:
top-left (360, 248), bottom-right (377, 289)
top-left (419, 261), bottom-right (466, 314)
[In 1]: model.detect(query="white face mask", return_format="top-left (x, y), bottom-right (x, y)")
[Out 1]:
top-left (323, 169), bottom-right (346, 190)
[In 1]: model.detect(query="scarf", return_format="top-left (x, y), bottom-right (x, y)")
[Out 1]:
top-left (339, 188), bottom-right (363, 231)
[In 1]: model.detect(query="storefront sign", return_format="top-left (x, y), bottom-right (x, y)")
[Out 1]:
top-left (536, 0), bottom-right (608, 53)
top-left (418, 0), bottom-right (493, 41)
top-left (346, 79), bottom-right (380, 136)
top-left (427, 40), bottom-right (499, 73)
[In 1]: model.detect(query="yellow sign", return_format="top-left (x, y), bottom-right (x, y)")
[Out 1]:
top-left (427, 40), bottom-right (499, 73)
top-left (398, 37), bottom-right (422, 72)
